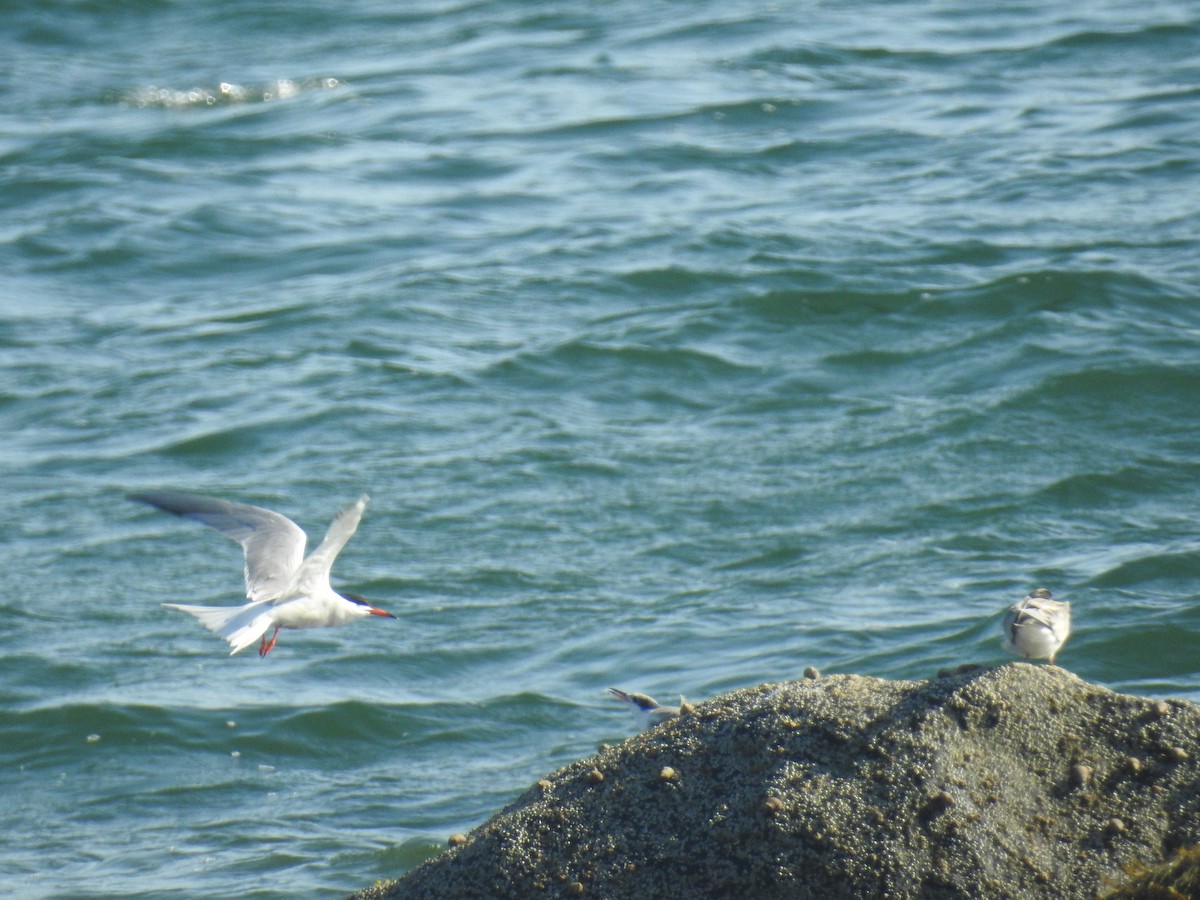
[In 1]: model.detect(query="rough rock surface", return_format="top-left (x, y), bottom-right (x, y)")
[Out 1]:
top-left (350, 664), bottom-right (1200, 899)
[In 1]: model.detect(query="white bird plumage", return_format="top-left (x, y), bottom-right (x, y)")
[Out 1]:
top-left (1002, 587), bottom-right (1070, 665)
top-left (130, 491), bottom-right (395, 656)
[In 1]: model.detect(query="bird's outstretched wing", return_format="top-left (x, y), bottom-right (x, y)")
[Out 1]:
top-left (129, 491), bottom-right (307, 602)
top-left (289, 495), bottom-right (369, 597)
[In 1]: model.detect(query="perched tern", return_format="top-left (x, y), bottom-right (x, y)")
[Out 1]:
top-left (129, 491), bottom-right (395, 656)
top-left (1002, 587), bottom-right (1070, 665)
top-left (608, 688), bottom-right (683, 729)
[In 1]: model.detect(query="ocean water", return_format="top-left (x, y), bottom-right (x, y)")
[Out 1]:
top-left (3, 0), bottom-right (1199, 896)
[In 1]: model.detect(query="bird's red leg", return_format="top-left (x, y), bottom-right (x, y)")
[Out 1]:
top-left (259, 625), bottom-right (281, 658)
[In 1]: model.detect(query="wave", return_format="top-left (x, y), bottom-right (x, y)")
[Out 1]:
top-left (1043, 21), bottom-right (1199, 53)
top-left (1033, 464), bottom-right (1195, 507)
top-left (1, 692), bottom-right (580, 770)
top-left (1088, 549), bottom-right (1200, 590)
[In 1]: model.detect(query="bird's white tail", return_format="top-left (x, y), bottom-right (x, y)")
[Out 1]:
top-left (163, 601), bottom-right (275, 655)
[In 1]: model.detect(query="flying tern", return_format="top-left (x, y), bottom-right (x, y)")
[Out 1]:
top-left (129, 490), bottom-right (395, 656)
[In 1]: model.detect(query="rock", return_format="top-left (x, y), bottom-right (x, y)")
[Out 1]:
top-left (349, 665), bottom-right (1200, 900)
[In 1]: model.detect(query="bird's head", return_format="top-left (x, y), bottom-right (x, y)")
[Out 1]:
top-left (342, 591), bottom-right (397, 618)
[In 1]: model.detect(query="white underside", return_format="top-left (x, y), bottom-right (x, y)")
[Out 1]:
top-left (1003, 621), bottom-right (1062, 659)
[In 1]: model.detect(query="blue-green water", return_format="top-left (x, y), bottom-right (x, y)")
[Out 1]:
top-left (3, 0), bottom-right (1200, 896)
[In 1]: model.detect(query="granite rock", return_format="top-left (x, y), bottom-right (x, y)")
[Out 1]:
top-left (350, 664), bottom-right (1200, 899)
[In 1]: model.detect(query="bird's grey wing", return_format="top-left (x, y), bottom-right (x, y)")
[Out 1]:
top-left (1015, 601), bottom-right (1057, 628)
top-left (609, 689), bottom-right (661, 711)
top-left (289, 495), bottom-right (368, 596)
top-left (1000, 607), bottom-right (1021, 647)
top-left (129, 491), bottom-right (307, 602)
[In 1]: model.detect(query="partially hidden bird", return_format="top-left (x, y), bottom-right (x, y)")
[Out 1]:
top-left (1002, 587), bottom-right (1070, 665)
top-left (608, 688), bottom-right (684, 729)
top-left (129, 490), bottom-right (395, 657)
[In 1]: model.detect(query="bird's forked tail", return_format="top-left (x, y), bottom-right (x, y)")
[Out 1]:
top-left (163, 601), bottom-right (275, 655)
